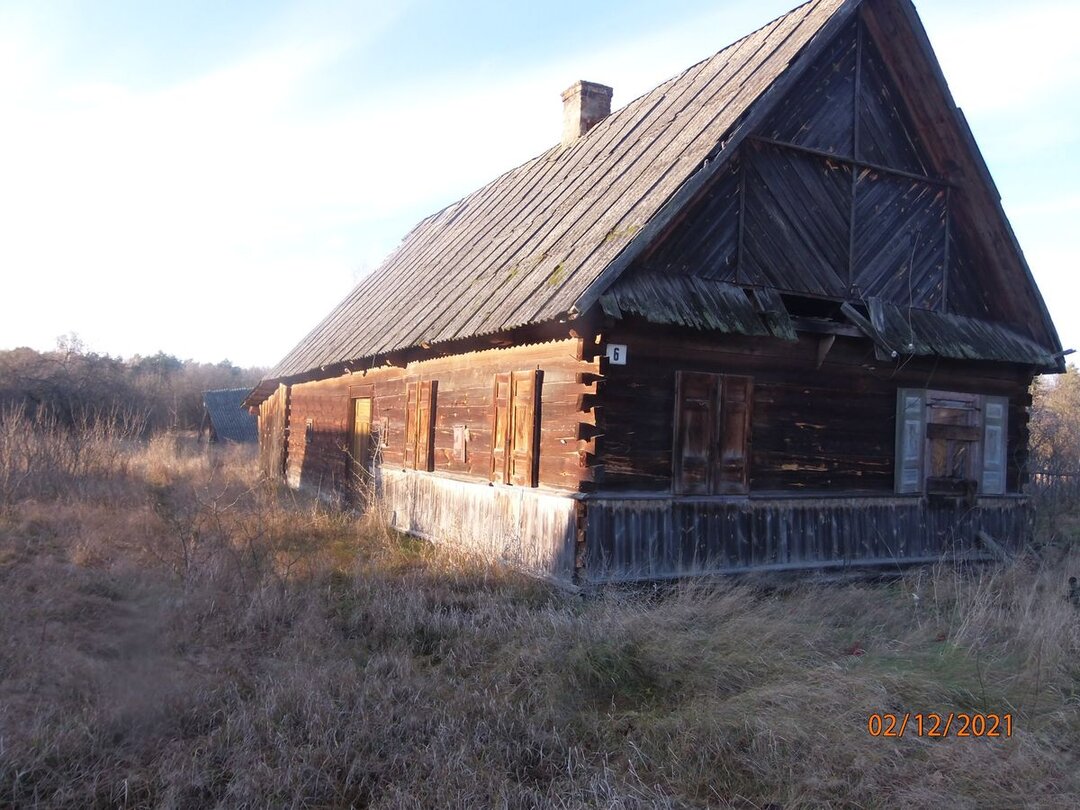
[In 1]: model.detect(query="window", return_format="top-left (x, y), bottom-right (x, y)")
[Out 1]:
top-left (672, 371), bottom-right (752, 495)
top-left (491, 370), bottom-right (541, 486)
top-left (894, 389), bottom-right (1008, 496)
top-left (404, 381), bottom-right (437, 471)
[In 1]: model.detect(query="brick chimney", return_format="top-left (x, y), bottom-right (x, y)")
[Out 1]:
top-left (561, 80), bottom-right (613, 146)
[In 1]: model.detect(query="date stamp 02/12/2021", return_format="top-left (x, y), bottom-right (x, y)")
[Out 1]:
top-left (867, 713), bottom-right (1013, 739)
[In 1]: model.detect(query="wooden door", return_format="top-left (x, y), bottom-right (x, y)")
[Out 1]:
top-left (349, 397), bottom-right (373, 482)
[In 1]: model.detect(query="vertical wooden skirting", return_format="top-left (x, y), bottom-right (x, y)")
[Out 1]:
top-left (382, 469), bottom-right (577, 581)
top-left (574, 499), bottom-right (588, 585)
top-left (584, 496), bottom-right (1031, 583)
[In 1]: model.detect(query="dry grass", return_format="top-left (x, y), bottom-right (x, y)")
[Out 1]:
top-left (0, 419), bottom-right (1078, 808)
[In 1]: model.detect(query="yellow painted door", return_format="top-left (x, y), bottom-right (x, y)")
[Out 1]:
top-left (350, 397), bottom-right (373, 482)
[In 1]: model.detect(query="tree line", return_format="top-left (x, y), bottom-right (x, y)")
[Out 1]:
top-left (0, 337), bottom-right (266, 433)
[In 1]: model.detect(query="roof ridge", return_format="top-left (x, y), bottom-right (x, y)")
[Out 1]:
top-left (255, 0), bottom-right (853, 392)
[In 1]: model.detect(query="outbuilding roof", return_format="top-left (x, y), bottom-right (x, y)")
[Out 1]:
top-left (203, 388), bottom-right (259, 444)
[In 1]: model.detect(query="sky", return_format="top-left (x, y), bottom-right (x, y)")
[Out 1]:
top-left (1, 0), bottom-right (1077, 368)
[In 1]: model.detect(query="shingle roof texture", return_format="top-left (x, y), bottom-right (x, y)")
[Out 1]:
top-left (267, 0), bottom-right (848, 380)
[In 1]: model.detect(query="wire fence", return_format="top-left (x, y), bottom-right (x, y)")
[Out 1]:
top-left (1028, 469), bottom-right (1080, 531)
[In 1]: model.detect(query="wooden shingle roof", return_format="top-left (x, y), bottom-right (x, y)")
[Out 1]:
top-left (252, 0), bottom-right (1063, 404)
top-left (264, 0), bottom-right (854, 384)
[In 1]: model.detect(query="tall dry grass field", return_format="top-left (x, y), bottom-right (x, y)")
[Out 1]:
top-left (0, 409), bottom-right (1077, 808)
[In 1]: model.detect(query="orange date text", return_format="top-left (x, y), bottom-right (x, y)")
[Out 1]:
top-left (866, 712), bottom-right (1013, 739)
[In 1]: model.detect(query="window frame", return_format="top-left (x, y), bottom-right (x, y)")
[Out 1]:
top-left (894, 388), bottom-right (1008, 496)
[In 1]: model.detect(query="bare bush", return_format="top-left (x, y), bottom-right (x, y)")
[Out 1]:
top-left (1029, 366), bottom-right (1080, 534)
top-left (0, 404), bottom-right (147, 507)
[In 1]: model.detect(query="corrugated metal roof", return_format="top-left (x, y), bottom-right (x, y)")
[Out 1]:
top-left (203, 388), bottom-right (258, 443)
top-left (265, 0), bottom-right (852, 382)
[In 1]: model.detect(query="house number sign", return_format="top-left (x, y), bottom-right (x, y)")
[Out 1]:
top-left (606, 344), bottom-right (628, 365)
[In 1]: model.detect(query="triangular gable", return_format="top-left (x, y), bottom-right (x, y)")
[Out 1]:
top-left (594, 0), bottom-right (1060, 366)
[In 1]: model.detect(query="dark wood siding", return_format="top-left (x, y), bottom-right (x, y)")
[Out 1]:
top-left (597, 325), bottom-right (1031, 496)
top-left (762, 19), bottom-right (856, 156)
top-left (741, 141), bottom-right (852, 297)
top-left (852, 169), bottom-right (945, 307)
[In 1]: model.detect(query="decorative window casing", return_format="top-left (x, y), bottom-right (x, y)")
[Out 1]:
top-left (895, 389), bottom-right (1008, 496)
top-left (672, 371), bottom-right (752, 495)
top-left (491, 370), bottom-right (542, 486)
top-left (404, 380), bottom-right (437, 471)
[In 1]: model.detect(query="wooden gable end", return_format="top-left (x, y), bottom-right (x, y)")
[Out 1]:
top-left (614, 6), bottom-right (1058, 360)
top-left (627, 17), bottom-right (946, 308)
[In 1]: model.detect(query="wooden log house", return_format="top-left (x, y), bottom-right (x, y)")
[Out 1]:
top-left (245, 0), bottom-right (1064, 584)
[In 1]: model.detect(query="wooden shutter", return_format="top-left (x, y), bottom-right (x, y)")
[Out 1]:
top-left (491, 373), bottom-right (512, 483)
top-left (895, 388), bottom-right (927, 493)
top-left (673, 371), bottom-right (717, 495)
top-left (404, 382), bottom-right (418, 469)
top-left (981, 395), bottom-right (1008, 495)
top-left (508, 370), bottom-right (541, 487)
top-left (717, 375), bottom-right (752, 494)
top-left (416, 381), bottom-right (437, 472)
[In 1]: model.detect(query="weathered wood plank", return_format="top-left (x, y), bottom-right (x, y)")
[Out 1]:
top-left (584, 496), bottom-right (1031, 583)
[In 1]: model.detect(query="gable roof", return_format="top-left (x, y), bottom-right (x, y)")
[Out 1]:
top-left (252, 0), bottom-right (1061, 404)
top-left (263, 0), bottom-right (855, 383)
top-left (203, 388), bottom-right (259, 443)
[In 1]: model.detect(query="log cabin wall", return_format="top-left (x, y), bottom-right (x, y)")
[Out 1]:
top-left (257, 384), bottom-right (289, 480)
top-left (584, 323), bottom-right (1034, 583)
top-left (280, 337), bottom-right (598, 495)
top-left (597, 324), bottom-right (1032, 496)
